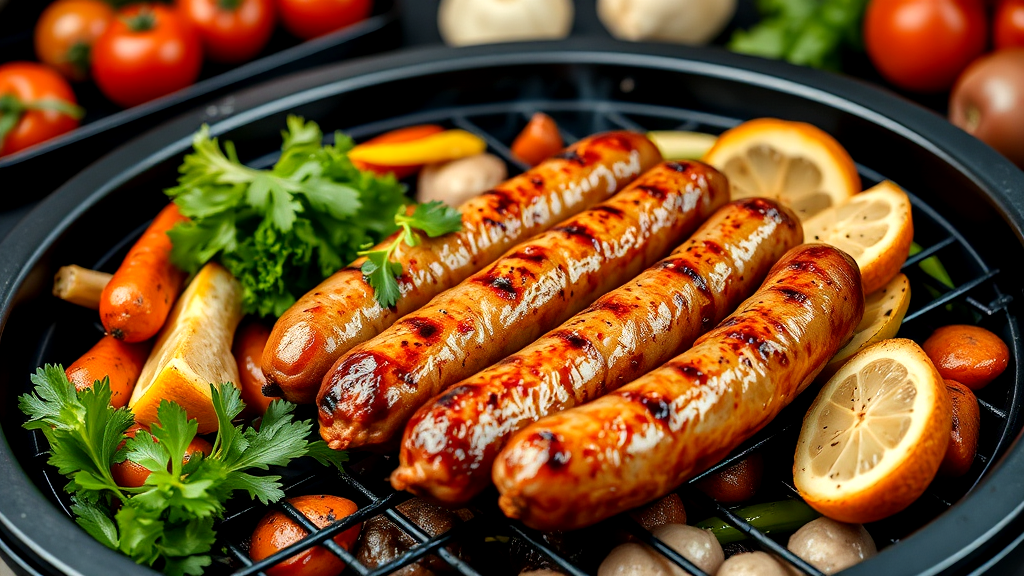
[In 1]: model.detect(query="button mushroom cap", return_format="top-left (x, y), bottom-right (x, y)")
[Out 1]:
top-left (437, 0), bottom-right (574, 47)
top-left (717, 552), bottom-right (791, 576)
top-left (417, 153), bottom-right (508, 207)
top-left (597, 0), bottom-right (737, 45)
top-left (787, 517), bottom-right (877, 575)
top-left (598, 524), bottom-right (724, 576)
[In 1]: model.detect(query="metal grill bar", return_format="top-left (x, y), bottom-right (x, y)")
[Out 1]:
top-left (451, 115), bottom-right (530, 173)
top-left (621, 516), bottom-right (712, 576)
top-left (903, 237), bottom-right (956, 269)
top-left (902, 269), bottom-right (1000, 323)
top-left (505, 523), bottom-right (590, 576)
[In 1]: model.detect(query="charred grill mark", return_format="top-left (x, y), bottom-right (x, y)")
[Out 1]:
top-left (530, 176), bottom-right (545, 188)
top-left (672, 363), bottom-right (707, 385)
top-left (702, 240), bottom-right (724, 256)
top-left (592, 205), bottom-right (625, 218)
top-left (553, 330), bottom-right (595, 351)
top-left (481, 189), bottom-right (520, 215)
top-left (436, 385), bottom-right (472, 408)
top-left (477, 273), bottom-right (519, 301)
top-left (322, 350), bottom-right (392, 422)
top-left (553, 224), bottom-right (601, 249)
top-left (736, 197), bottom-right (797, 227)
top-left (637, 184), bottom-right (667, 200)
top-left (553, 149), bottom-right (586, 166)
top-left (588, 298), bottom-right (632, 318)
top-left (725, 329), bottom-right (775, 360)
top-left (482, 217), bottom-right (506, 230)
top-left (621, 391), bottom-right (673, 426)
top-left (666, 161), bottom-right (690, 173)
top-left (508, 245), bottom-right (549, 263)
top-left (778, 288), bottom-right (809, 304)
top-left (404, 317), bottom-right (442, 342)
top-left (534, 431), bottom-right (571, 469)
top-left (457, 319), bottom-right (475, 334)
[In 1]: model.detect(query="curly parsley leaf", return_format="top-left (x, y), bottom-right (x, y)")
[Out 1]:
top-left (166, 116), bottom-right (408, 318)
top-left (359, 201), bottom-right (463, 308)
top-left (21, 368), bottom-right (346, 576)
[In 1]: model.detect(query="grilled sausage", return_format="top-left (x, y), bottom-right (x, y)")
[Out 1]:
top-left (318, 161), bottom-right (730, 450)
top-left (391, 198), bottom-right (803, 505)
top-left (264, 132), bottom-right (661, 404)
top-left (493, 244), bottom-right (864, 531)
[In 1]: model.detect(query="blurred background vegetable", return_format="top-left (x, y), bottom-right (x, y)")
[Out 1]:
top-left (950, 48), bottom-right (1024, 167)
top-left (597, 0), bottom-right (737, 45)
top-left (0, 61), bottom-right (82, 157)
top-left (34, 0), bottom-right (114, 81)
top-left (176, 0), bottom-right (277, 64)
top-left (437, 0), bottom-right (573, 46)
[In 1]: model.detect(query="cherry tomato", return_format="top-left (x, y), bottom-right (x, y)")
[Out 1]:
top-left (91, 4), bottom-right (203, 108)
top-left (996, 0), bottom-right (1024, 49)
top-left (864, 0), bottom-right (987, 93)
top-left (0, 62), bottom-right (82, 157)
top-left (250, 495), bottom-right (361, 576)
top-left (276, 0), bottom-right (371, 40)
top-left (110, 424), bottom-right (213, 488)
top-left (176, 0), bottom-right (276, 63)
top-left (352, 124), bottom-right (445, 179)
top-left (511, 112), bottom-right (564, 166)
top-left (34, 0), bottom-right (115, 81)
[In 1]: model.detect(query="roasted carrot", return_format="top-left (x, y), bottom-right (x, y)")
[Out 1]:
top-left (99, 203), bottom-right (189, 342)
top-left (511, 112), bottom-right (563, 166)
top-left (351, 124), bottom-right (445, 179)
top-left (232, 318), bottom-right (278, 417)
top-left (66, 335), bottom-right (152, 408)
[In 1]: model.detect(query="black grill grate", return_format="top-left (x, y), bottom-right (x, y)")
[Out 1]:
top-left (31, 99), bottom-right (1019, 576)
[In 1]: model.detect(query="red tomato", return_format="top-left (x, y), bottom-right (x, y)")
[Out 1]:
top-left (996, 0), bottom-right (1024, 49)
top-left (352, 124), bottom-right (445, 179)
top-left (511, 112), bottom-right (564, 166)
top-left (91, 4), bottom-right (203, 108)
top-left (276, 0), bottom-right (371, 40)
top-left (0, 62), bottom-right (82, 157)
top-left (864, 0), bottom-right (987, 93)
top-left (176, 0), bottom-right (276, 64)
top-left (34, 0), bottom-right (115, 81)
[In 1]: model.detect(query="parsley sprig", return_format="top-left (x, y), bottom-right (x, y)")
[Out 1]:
top-left (166, 116), bottom-right (408, 318)
top-left (359, 201), bottom-right (463, 308)
top-left (20, 365), bottom-right (345, 576)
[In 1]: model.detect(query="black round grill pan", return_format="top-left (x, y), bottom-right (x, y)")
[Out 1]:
top-left (0, 40), bottom-right (1023, 576)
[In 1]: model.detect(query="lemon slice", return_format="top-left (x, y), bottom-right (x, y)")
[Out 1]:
top-left (795, 339), bottom-right (951, 524)
top-left (819, 273), bottom-right (911, 381)
top-left (802, 181), bottom-right (914, 295)
top-left (702, 118), bottom-right (860, 221)
top-left (647, 131), bottom-right (718, 160)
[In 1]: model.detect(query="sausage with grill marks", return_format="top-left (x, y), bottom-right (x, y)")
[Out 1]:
top-left (493, 244), bottom-right (864, 531)
top-left (318, 161), bottom-right (730, 450)
top-left (390, 198), bottom-right (803, 506)
top-left (263, 131), bottom-right (661, 404)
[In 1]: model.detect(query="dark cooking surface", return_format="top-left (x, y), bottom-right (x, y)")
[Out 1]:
top-left (1, 41), bottom-right (1023, 576)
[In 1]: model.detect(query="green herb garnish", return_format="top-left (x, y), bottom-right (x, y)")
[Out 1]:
top-left (728, 0), bottom-right (869, 71)
top-left (358, 200), bottom-right (463, 309)
top-left (165, 116), bottom-right (408, 318)
top-left (20, 365), bottom-right (345, 576)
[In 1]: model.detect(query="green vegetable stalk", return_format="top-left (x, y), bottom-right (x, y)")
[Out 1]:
top-left (695, 499), bottom-right (820, 544)
top-left (20, 366), bottom-right (345, 575)
top-left (729, 0), bottom-right (870, 71)
top-left (165, 116), bottom-right (408, 318)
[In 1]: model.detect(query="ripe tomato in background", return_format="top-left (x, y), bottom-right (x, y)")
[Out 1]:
top-left (995, 0), bottom-right (1024, 49)
top-left (91, 4), bottom-right (203, 108)
top-left (177, 0), bottom-right (277, 64)
top-left (864, 0), bottom-right (987, 93)
top-left (276, 0), bottom-right (371, 40)
top-left (34, 0), bottom-right (114, 81)
top-left (0, 62), bottom-right (82, 157)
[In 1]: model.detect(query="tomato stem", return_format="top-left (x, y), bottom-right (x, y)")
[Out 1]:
top-left (0, 92), bottom-right (85, 152)
top-left (124, 9), bottom-right (157, 32)
top-left (217, 0), bottom-right (243, 10)
top-left (65, 41), bottom-right (93, 79)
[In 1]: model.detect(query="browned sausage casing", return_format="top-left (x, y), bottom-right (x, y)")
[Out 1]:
top-left (493, 244), bottom-right (864, 531)
top-left (391, 198), bottom-right (803, 506)
top-left (318, 161), bottom-right (730, 450)
top-left (264, 132), bottom-right (661, 404)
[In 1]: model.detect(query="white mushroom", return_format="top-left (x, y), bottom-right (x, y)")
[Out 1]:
top-left (417, 153), bottom-right (507, 207)
top-left (437, 0), bottom-right (574, 47)
top-left (717, 551), bottom-right (791, 576)
top-left (597, 0), bottom-right (737, 45)
top-left (598, 524), bottom-right (723, 576)
top-left (787, 517), bottom-right (877, 575)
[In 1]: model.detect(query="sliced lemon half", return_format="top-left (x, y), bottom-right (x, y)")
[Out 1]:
top-left (795, 338), bottom-right (951, 524)
top-left (820, 273), bottom-right (911, 381)
top-left (802, 181), bottom-right (913, 295)
top-left (702, 118), bottom-right (860, 221)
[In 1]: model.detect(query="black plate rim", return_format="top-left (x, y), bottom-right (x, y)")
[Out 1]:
top-left (1, 39), bottom-right (1023, 576)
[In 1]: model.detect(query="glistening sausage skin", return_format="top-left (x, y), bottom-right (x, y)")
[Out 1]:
top-left (391, 198), bottom-right (803, 506)
top-left (263, 131), bottom-right (661, 404)
top-left (318, 161), bottom-right (730, 450)
top-left (493, 244), bottom-right (864, 531)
